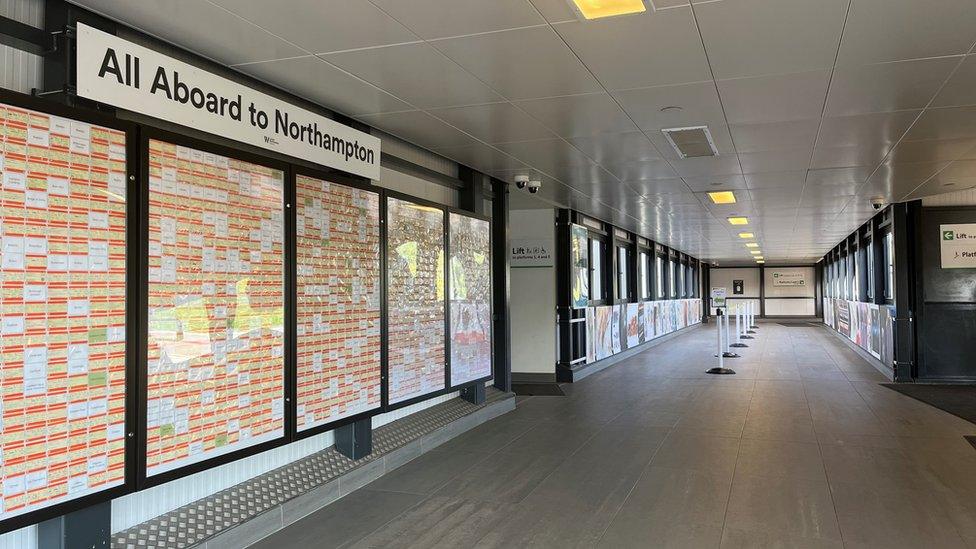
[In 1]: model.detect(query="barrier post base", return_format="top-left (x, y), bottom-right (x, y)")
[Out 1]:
top-left (730, 343), bottom-right (748, 348)
top-left (741, 335), bottom-right (755, 340)
top-left (335, 417), bottom-right (372, 460)
top-left (722, 351), bottom-right (740, 358)
top-left (706, 367), bottom-right (736, 375)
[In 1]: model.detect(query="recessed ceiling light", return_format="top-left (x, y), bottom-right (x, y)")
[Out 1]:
top-left (750, 250), bottom-right (762, 255)
top-left (756, 259), bottom-right (765, 264)
top-left (755, 256), bottom-right (764, 260)
top-left (707, 191), bottom-right (736, 204)
top-left (569, 0), bottom-right (647, 19)
top-left (728, 216), bottom-right (749, 225)
top-left (745, 242), bottom-right (759, 248)
top-left (738, 232), bottom-right (754, 239)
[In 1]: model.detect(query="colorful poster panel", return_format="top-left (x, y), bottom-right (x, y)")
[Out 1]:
top-left (146, 139), bottom-right (285, 477)
top-left (585, 307), bottom-right (596, 364)
top-left (295, 175), bottom-right (381, 432)
top-left (0, 103), bottom-right (127, 520)
top-left (593, 306), bottom-right (613, 361)
top-left (570, 224), bottom-right (589, 309)
top-left (449, 212), bottom-right (492, 386)
top-left (626, 303), bottom-right (641, 348)
top-left (387, 197), bottom-right (445, 404)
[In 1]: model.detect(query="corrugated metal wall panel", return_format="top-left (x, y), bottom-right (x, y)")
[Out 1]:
top-left (374, 130), bottom-right (458, 178)
top-left (921, 188), bottom-right (976, 207)
top-left (0, 0), bottom-right (43, 96)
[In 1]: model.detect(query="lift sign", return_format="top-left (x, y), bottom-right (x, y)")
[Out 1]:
top-left (940, 223), bottom-right (976, 269)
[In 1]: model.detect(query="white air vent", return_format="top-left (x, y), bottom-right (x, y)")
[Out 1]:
top-left (661, 126), bottom-right (719, 158)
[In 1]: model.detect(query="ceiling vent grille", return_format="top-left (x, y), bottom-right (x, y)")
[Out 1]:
top-left (661, 126), bottom-right (718, 158)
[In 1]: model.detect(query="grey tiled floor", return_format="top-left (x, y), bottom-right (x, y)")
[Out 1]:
top-left (250, 324), bottom-right (976, 548)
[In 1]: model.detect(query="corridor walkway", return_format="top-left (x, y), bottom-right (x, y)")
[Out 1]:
top-left (253, 323), bottom-right (976, 549)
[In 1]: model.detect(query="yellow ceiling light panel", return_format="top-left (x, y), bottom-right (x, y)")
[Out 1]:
top-left (727, 216), bottom-right (749, 225)
top-left (570, 0), bottom-right (647, 19)
top-left (745, 242), bottom-right (759, 248)
top-left (755, 256), bottom-right (765, 260)
top-left (707, 191), bottom-right (736, 204)
top-left (738, 232), bottom-right (754, 239)
top-left (750, 250), bottom-right (762, 255)
top-left (756, 259), bottom-right (765, 264)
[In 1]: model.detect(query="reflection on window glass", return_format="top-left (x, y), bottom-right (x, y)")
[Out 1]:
top-left (387, 197), bottom-right (445, 404)
top-left (295, 175), bottom-right (381, 432)
top-left (669, 260), bottom-right (677, 298)
top-left (638, 251), bottom-right (649, 299)
top-left (590, 239), bottom-right (603, 301)
top-left (617, 246), bottom-right (628, 300)
top-left (449, 212), bottom-right (492, 386)
top-left (146, 139), bottom-right (285, 477)
top-left (884, 232), bottom-right (894, 300)
top-left (656, 256), bottom-right (664, 299)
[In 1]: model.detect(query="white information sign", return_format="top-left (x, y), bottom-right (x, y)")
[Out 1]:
top-left (510, 238), bottom-right (553, 267)
top-left (76, 23), bottom-right (381, 180)
top-left (940, 223), bottom-right (976, 268)
top-left (770, 270), bottom-right (807, 287)
top-left (710, 287), bottom-right (727, 308)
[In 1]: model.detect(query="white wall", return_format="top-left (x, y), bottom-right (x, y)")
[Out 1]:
top-left (709, 267), bottom-right (760, 314)
top-left (510, 209), bottom-right (556, 376)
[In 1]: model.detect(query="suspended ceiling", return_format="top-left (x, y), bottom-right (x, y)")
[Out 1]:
top-left (72, 0), bottom-right (976, 264)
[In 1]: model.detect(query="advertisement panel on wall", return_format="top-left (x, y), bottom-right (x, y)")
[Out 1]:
top-left (823, 298), bottom-right (895, 368)
top-left (570, 224), bottom-right (589, 309)
top-left (145, 139), bottom-right (285, 477)
top-left (76, 24), bottom-right (380, 180)
top-left (295, 175), bottom-right (381, 432)
top-left (386, 197), bottom-right (446, 404)
top-left (586, 300), bottom-right (701, 364)
top-left (0, 102), bottom-right (128, 521)
top-left (448, 212), bottom-right (492, 386)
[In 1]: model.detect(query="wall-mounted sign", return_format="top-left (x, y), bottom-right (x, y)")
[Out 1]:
top-left (771, 270), bottom-right (807, 287)
top-left (710, 287), bottom-right (727, 308)
top-left (940, 223), bottom-right (976, 268)
top-left (76, 23), bottom-right (381, 180)
top-left (733, 279), bottom-right (744, 294)
top-left (510, 238), bottom-right (553, 267)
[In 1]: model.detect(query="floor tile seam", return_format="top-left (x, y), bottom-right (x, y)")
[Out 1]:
top-left (590, 424), bottom-right (678, 547)
top-left (805, 377), bottom-right (849, 549)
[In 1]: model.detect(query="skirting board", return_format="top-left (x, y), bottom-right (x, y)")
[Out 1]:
top-left (557, 323), bottom-right (703, 383)
top-left (511, 372), bottom-right (557, 384)
top-left (823, 325), bottom-right (894, 381)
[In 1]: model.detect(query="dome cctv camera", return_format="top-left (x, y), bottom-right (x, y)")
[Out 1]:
top-left (871, 197), bottom-right (885, 211)
top-left (528, 180), bottom-right (541, 194)
top-left (514, 174), bottom-right (530, 189)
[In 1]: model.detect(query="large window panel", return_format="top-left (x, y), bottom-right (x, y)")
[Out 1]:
top-left (295, 175), bottom-right (381, 432)
top-left (448, 212), bottom-right (492, 386)
top-left (0, 103), bottom-right (127, 520)
top-left (387, 197), bottom-right (445, 404)
top-left (146, 139), bottom-right (285, 477)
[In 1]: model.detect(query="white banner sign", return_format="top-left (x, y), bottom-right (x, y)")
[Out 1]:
top-left (771, 271), bottom-right (806, 287)
top-left (940, 223), bottom-right (976, 268)
top-left (510, 238), bottom-right (553, 267)
top-left (76, 23), bottom-right (381, 180)
top-left (710, 287), bottom-right (727, 308)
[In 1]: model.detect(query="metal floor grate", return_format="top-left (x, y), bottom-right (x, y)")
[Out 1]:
top-left (112, 389), bottom-right (508, 549)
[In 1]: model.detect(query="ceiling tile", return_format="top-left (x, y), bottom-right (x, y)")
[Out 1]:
top-left (931, 55), bottom-right (976, 108)
top-left (825, 57), bottom-right (959, 117)
top-left (614, 82), bottom-right (725, 132)
top-left (433, 142), bottom-right (528, 172)
top-left (837, 0), bottom-right (976, 66)
top-left (211, 0), bottom-right (418, 54)
top-left (369, 0), bottom-right (545, 40)
top-left (552, 9), bottom-right (711, 89)
top-left (694, 0), bottom-right (848, 79)
top-left (494, 138), bottom-right (594, 170)
top-left (526, 0), bottom-right (578, 23)
top-left (432, 26), bottom-right (602, 100)
top-left (429, 102), bottom-right (556, 144)
top-left (903, 107), bottom-right (976, 141)
top-left (608, 159), bottom-right (679, 181)
top-left (806, 167), bottom-right (873, 187)
top-left (738, 149), bottom-right (812, 174)
top-left (730, 120), bottom-right (820, 153)
top-left (356, 110), bottom-right (480, 149)
top-left (672, 155), bottom-right (743, 178)
top-left (75, 0), bottom-right (305, 65)
top-left (514, 93), bottom-right (637, 138)
top-left (817, 111), bottom-right (920, 148)
top-left (887, 138), bottom-right (976, 164)
top-left (718, 70), bottom-right (831, 125)
top-left (682, 175), bottom-right (748, 192)
top-left (238, 56), bottom-right (411, 116)
top-left (566, 132), bottom-right (663, 165)
top-left (810, 145), bottom-right (888, 170)
top-left (323, 43), bottom-right (502, 109)
top-left (744, 171), bottom-right (807, 189)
